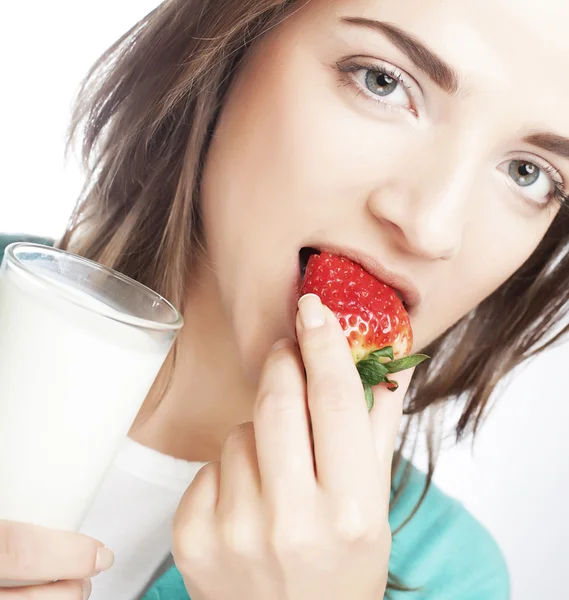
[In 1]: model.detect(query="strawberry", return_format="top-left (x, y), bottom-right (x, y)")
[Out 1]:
top-left (299, 251), bottom-right (429, 410)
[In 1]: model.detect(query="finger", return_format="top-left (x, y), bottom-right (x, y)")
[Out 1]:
top-left (173, 462), bottom-right (220, 566)
top-left (0, 578), bottom-right (90, 599)
top-left (253, 338), bottom-right (315, 507)
top-left (215, 423), bottom-right (264, 554)
top-left (369, 368), bottom-right (414, 474)
top-left (0, 521), bottom-right (113, 581)
top-left (175, 462), bottom-right (221, 525)
top-left (217, 422), bottom-right (261, 514)
top-left (295, 294), bottom-right (379, 497)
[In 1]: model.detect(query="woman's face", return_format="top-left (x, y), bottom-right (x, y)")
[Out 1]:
top-left (199, 0), bottom-right (569, 379)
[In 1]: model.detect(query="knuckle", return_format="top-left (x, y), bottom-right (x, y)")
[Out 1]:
top-left (261, 345), bottom-right (297, 379)
top-left (224, 422), bottom-right (254, 446)
top-left (269, 522), bottom-right (316, 561)
top-left (333, 507), bottom-right (383, 546)
top-left (173, 521), bottom-right (211, 571)
top-left (172, 532), bottom-right (192, 564)
top-left (174, 464), bottom-right (219, 549)
top-left (172, 517), bottom-right (194, 552)
top-left (311, 381), bottom-right (353, 412)
top-left (179, 461), bottom-right (219, 502)
top-left (266, 344), bottom-right (295, 365)
top-left (197, 460), bottom-right (221, 479)
top-left (220, 518), bottom-right (258, 558)
top-left (255, 390), bottom-right (301, 416)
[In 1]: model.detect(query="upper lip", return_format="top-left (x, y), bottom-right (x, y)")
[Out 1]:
top-left (310, 244), bottom-right (423, 309)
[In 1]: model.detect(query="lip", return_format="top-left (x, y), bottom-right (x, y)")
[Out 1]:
top-left (303, 244), bottom-right (423, 310)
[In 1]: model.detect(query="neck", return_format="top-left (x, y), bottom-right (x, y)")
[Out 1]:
top-left (129, 261), bottom-right (256, 462)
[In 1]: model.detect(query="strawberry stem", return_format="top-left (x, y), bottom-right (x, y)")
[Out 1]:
top-left (356, 347), bottom-right (430, 411)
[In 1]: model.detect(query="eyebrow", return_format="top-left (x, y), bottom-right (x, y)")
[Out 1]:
top-left (342, 18), bottom-right (569, 160)
top-left (340, 17), bottom-right (460, 95)
top-left (523, 132), bottom-right (569, 160)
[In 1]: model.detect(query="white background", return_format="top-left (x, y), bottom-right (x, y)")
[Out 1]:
top-left (1, 3), bottom-right (568, 598)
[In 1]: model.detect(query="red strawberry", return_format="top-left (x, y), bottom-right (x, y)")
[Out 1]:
top-left (300, 251), bottom-right (428, 410)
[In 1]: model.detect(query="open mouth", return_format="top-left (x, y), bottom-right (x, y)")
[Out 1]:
top-left (298, 246), bottom-right (408, 307)
top-left (299, 247), bottom-right (320, 280)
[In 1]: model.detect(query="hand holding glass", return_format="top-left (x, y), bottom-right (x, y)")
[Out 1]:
top-left (0, 244), bottom-right (183, 586)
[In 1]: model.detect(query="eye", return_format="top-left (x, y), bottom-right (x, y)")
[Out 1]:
top-left (359, 70), bottom-right (409, 106)
top-left (504, 159), bottom-right (558, 206)
top-left (509, 161), bottom-right (541, 187)
top-left (336, 58), bottom-right (418, 116)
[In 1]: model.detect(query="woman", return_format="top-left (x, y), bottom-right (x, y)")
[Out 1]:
top-left (2, 0), bottom-right (568, 598)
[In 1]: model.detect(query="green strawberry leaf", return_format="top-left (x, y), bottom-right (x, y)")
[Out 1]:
top-left (359, 353), bottom-right (429, 409)
top-left (363, 384), bottom-right (374, 411)
top-left (384, 354), bottom-right (430, 373)
top-left (363, 376), bottom-right (399, 410)
top-left (370, 346), bottom-right (395, 361)
top-left (357, 359), bottom-right (389, 386)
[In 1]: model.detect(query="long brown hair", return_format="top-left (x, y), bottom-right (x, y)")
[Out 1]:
top-left (60, 0), bottom-right (569, 591)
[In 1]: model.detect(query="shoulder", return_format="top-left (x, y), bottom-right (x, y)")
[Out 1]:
top-left (388, 461), bottom-right (510, 599)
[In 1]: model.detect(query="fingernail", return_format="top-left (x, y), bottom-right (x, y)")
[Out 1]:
top-left (83, 578), bottom-right (92, 599)
top-left (96, 546), bottom-right (115, 572)
top-left (298, 294), bottom-right (325, 329)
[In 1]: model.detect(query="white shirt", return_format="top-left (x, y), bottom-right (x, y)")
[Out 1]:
top-left (80, 438), bottom-right (204, 600)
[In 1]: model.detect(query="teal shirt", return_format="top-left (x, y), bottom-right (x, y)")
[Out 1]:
top-left (0, 235), bottom-right (509, 599)
top-left (143, 464), bottom-right (510, 599)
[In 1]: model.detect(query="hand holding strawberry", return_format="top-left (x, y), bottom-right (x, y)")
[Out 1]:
top-left (172, 290), bottom-right (415, 600)
top-left (300, 252), bottom-right (429, 410)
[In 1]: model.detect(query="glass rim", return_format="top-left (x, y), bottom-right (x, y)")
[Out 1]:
top-left (4, 242), bottom-right (184, 332)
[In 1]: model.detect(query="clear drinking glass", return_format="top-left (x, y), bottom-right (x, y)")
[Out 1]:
top-left (0, 243), bottom-right (183, 586)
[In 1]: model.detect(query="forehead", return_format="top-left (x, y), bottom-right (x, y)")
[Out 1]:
top-left (320, 0), bottom-right (569, 55)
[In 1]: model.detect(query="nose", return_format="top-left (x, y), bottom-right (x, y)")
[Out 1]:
top-left (367, 157), bottom-right (473, 261)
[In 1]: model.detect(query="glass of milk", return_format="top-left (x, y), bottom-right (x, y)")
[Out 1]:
top-left (0, 243), bottom-right (183, 583)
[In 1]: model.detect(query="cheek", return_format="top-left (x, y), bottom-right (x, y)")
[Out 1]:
top-left (199, 42), bottom-right (386, 378)
top-left (465, 202), bottom-right (555, 299)
top-left (201, 31), bottom-right (413, 245)
top-left (198, 56), bottom-right (326, 378)
top-left (413, 210), bottom-right (553, 351)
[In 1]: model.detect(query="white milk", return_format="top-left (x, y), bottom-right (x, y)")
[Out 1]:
top-left (0, 261), bottom-right (177, 538)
